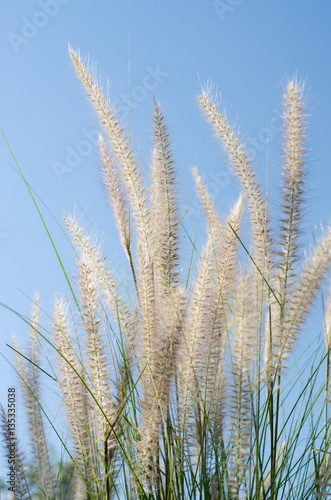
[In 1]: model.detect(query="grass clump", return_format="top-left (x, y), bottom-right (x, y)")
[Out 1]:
top-left (2, 48), bottom-right (331, 499)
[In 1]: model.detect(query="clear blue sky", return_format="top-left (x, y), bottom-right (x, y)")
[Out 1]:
top-left (1, 0), bottom-right (331, 483)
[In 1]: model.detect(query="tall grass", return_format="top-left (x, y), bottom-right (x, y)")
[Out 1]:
top-left (2, 48), bottom-right (331, 499)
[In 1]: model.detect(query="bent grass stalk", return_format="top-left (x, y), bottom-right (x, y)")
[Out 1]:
top-left (1, 51), bottom-right (331, 499)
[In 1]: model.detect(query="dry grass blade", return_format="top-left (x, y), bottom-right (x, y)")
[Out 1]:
top-left (13, 296), bottom-right (54, 496)
top-left (192, 166), bottom-right (223, 247)
top-left (198, 87), bottom-right (272, 275)
top-left (284, 227), bottom-right (331, 358)
top-left (64, 214), bottom-right (138, 367)
top-left (179, 235), bottom-right (215, 430)
top-left (99, 134), bottom-right (131, 260)
top-left (228, 270), bottom-right (255, 497)
top-left (53, 297), bottom-right (95, 489)
top-left (69, 45), bottom-right (152, 260)
top-left (0, 405), bottom-right (30, 499)
top-left (151, 98), bottom-right (180, 289)
top-left (278, 78), bottom-right (307, 306)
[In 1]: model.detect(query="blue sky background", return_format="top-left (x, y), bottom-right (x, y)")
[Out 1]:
top-left (1, 0), bottom-right (331, 486)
